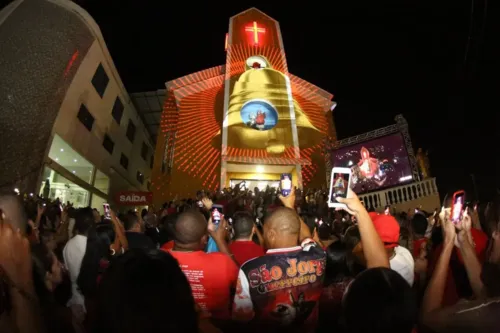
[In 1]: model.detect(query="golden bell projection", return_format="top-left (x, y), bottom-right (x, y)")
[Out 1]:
top-left (151, 8), bottom-right (337, 203)
top-left (225, 55), bottom-right (322, 155)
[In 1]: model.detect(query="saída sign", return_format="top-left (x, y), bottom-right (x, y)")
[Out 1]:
top-left (116, 191), bottom-right (152, 206)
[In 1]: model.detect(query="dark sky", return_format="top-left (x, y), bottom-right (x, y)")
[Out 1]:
top-left (49, 1), bottom-right (500, 199)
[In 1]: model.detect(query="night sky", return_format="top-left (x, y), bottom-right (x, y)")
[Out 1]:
top-left (6, 0), bottom-right (497, 200)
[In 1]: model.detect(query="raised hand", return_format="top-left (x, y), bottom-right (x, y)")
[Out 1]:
top-left (335, 188), bottom-right (365, 216)
top-left (440, 208), bottom-right (457, 247)
top-left (202, 197), bottom-right (213, 210)
top-left (278, 186), bottom-right (296, 209)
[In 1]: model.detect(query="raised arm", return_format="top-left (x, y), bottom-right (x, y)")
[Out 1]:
top-left (422, 209), bottom-right (455, 315)
top-left (279, 187), bottom-right (312, 241)
top-left (456, 210), bottom-right (486, 299)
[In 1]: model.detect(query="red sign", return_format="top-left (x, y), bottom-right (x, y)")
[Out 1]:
top-left (116, 191), bottom-right (152, 206)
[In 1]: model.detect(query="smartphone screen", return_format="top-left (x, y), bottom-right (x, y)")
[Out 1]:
top-left (329, 167), bottom-right (351, 207)
top-left (451, 191), bottom-right (465, 222)
top-left (212, 205), bottom-right (223, 225)
top-left (385, 206), bottom-right (390, 215)
top-left (280, 173), bottom-right (292, 197)
top-left (103, 203), bottom-right (111, 219)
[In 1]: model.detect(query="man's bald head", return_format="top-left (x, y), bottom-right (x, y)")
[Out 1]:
top-left (265, 207), bottom-right (301, 235)
top-left (0, 194), bottom-right (27, 233)
top-left (174, 211), bottom-right (207, 245)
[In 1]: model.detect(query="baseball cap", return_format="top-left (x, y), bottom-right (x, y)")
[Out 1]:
top-left (372, 214), bottom-right (400, 248)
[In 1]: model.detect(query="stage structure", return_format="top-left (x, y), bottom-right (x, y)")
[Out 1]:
top-left (151, 8), bottom-right (336, 202)
top-left (327, 115), bottom-right (440, 212)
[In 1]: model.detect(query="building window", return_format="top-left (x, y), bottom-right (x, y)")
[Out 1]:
top-left (150, 155), bottom-right (154, 169)
top-left (126, 121), bottom-right (136, 142)
top-left (77, 104), bottom-right (94, 131)
top-left (141, 142), bottom-right (148, 161)
top-left (91, 64), bottom-right (109, 98)
top-left (136, 171), bottom-right (144, 185)
top-left (111, 97), bottom-right (124, 124)
top-left (103, 134), bottom-right (114, 154)
top-left (120, 153), bottom-right (129, 170)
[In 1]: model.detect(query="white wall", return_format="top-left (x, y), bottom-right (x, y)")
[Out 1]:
top-left (52, 39), bottom-right (153, 197)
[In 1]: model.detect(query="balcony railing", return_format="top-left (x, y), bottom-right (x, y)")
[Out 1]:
top-left (358, 178), bottom-right (439, 211)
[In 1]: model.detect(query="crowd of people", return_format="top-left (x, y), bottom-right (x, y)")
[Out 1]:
top-left (0, 184), bottom-right (499, 333)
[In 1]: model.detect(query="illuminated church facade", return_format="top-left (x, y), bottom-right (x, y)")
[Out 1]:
top-left (151, 8), bottom-right (336, 203)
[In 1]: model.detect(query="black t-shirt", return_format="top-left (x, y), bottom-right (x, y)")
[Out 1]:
top-left (125, 231), bottom-right (156, 251)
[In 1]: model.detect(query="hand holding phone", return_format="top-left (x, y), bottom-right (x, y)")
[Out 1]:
top-left (280, 173), bottom-right (292, 197)
top-left (451, 190), bottom-right (465, 223)
top-left (333, 188), bottom-right (365, 217)
top-left (328, 167), bottom-right (352, 208)
top-left (211, 205), bottom-right (223, 225)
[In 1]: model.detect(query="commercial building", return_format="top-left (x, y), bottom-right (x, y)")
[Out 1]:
top-left (0, 0), bottom-right (154, 210)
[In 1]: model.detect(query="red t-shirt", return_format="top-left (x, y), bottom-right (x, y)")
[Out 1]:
top-left (413, 238), bottom-right (427, 257)
top-left (168, 250), bottom-right (238, 320)
top-left (229, 241), bottom-right (265, 267)
top-left (161, 240), bottom-right (174, 251)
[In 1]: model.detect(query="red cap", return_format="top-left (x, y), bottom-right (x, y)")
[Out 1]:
top-left (372, 214), bottom-right (400, 248)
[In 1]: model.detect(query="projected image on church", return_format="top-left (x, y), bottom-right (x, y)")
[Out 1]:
top-left (241, 100), bottom-right (278, 131)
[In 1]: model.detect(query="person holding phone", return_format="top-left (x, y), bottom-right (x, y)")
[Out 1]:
top-left (228, 212), bottom-right (265, 267)
top-left (334, 190), bottom-right (417, 333)
top-left (233, 188), bottom-right (326, 332)
top-left (167, 211), bottom-right (238, 328)
top-left (426, 191), bottom-right (489, 307)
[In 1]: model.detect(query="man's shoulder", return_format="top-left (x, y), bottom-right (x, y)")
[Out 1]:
top-left (393, 246), bottom-right (414, 265)
top-left (395, 245), bottom-right (412, 256)
top-left (205, 251), bottom-right (235, 264)
top-left (65, 235), bottom-right (85, 249)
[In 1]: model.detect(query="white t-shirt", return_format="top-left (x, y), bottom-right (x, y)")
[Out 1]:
top-left (63, 234), bottom-right (87, 309)
top-left (390, 246), bottom-right (414, 286)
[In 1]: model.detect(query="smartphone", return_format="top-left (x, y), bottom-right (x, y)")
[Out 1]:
top-left (103, 203), bottom-right (111, 219)
top-left (451, 190), bottom-right (465, 223)
top-left (280, 173), bottom-right (292, 197)
top-left (328, 167), bottom-right (352, 208)
top-left (211, 204), bottom-right (223, 225)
